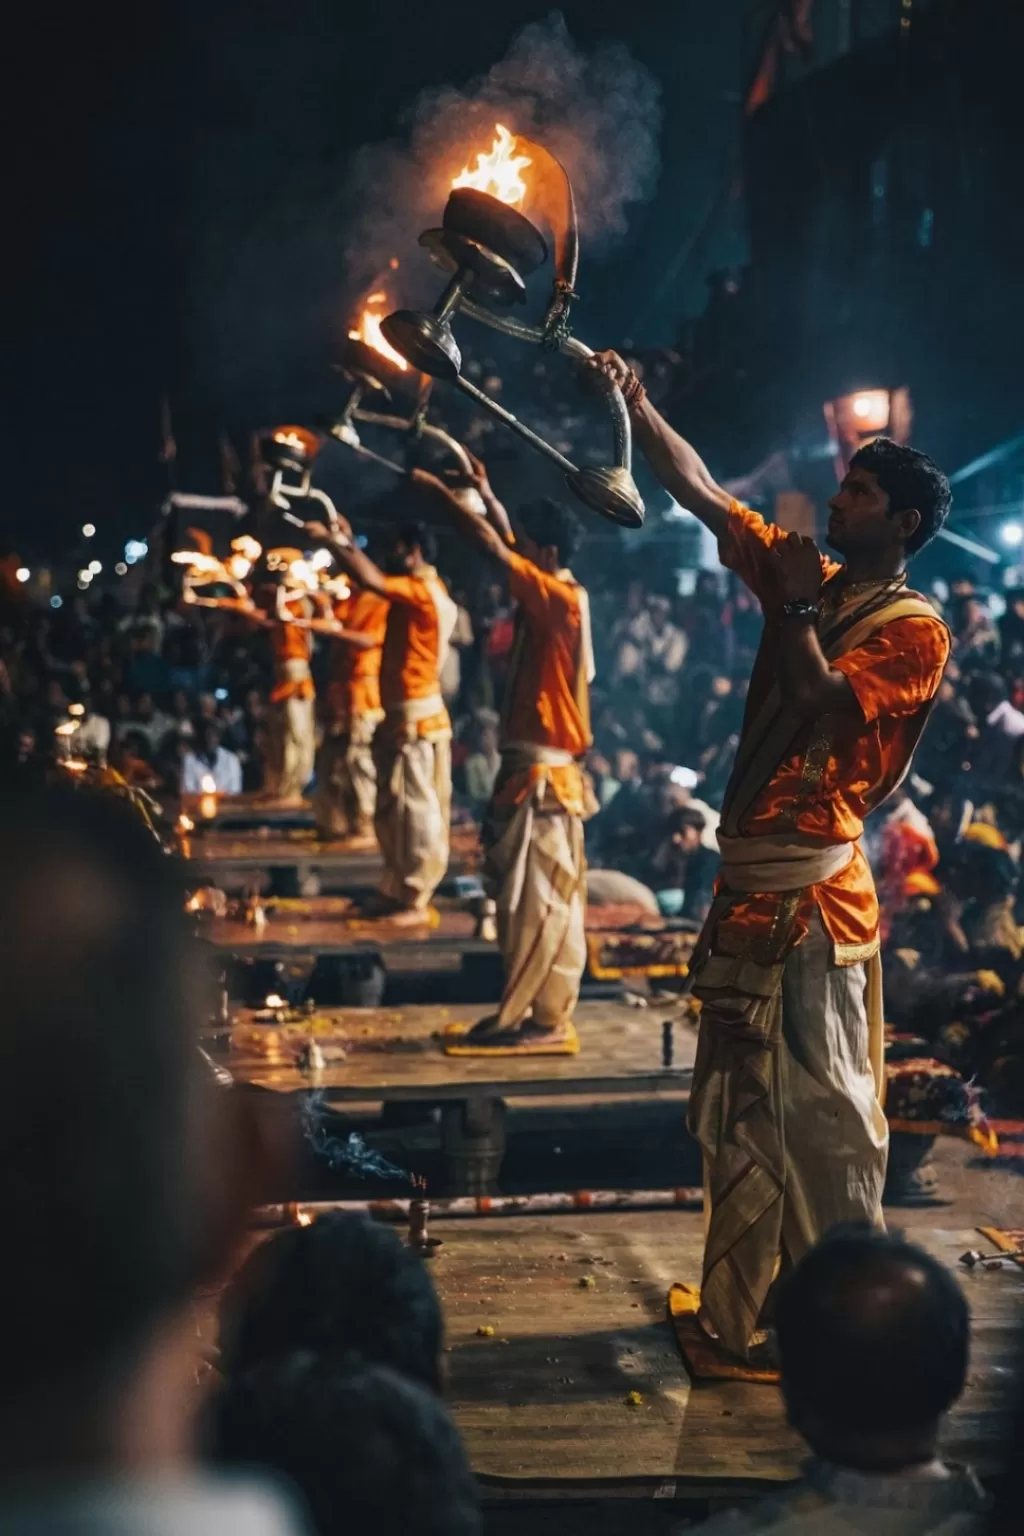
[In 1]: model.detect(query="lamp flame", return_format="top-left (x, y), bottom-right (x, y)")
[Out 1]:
top-left (348, 289), bottom-right (409, 372)
top-left (452, 124), bottom-right (531, 208)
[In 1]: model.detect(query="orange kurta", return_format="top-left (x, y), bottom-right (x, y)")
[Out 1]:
top-left (494, 552), bottom-right (593, 816)
top-left (326, 589), bottom-right (389, 725)
top-left (714, 501), bottom-right (950, 961)
top-left (269, 596), bottom-right (314, 703)
top-left (378, 569), bottom-right (451, 736)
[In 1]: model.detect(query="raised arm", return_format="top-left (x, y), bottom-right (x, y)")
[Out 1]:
top-left (303, 516), bottom-right (391, 598)
top-left (409, 457), bottom-right (519, 571)
top-left (589, 350), bottom-right (731, 540)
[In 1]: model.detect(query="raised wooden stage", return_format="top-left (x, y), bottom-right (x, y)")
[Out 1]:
top-left (212, 1000), bottom-right (696, 1192)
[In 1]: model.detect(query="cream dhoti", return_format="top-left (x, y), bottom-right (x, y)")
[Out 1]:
top-left (686, 834), bottom-right (887, 1360)
top-left (266, 659), bottom-right (316, 800)
top-left (314, 709), bottom-right (383, 837)
top-left (373, 694), bottom-right (452, 911)
top-left (484, 744), bottom-right (588, 1033)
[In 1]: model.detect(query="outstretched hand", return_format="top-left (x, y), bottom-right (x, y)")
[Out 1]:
top-left (304, 513), bottom-right (353, 544)
top-left (773, 531), bottom-right (824, 605)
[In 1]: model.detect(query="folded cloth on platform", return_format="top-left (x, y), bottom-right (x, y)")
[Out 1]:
top-left (668, 1283), bottom-right (779, 1385)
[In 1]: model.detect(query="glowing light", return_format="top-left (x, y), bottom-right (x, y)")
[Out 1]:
top-left (77, 569), bottom-right (93, 583)
top-left (172, 550), bottom-right (224, 575)
top-left (50, 596), bottom-right (62, 609)
top-left (265, 993), bottom-right (286, 1010)
top-left (309, 547), bottom-right (333, 570)
top-left (82, 523), bottom-right (96, 538)
top-left (453, 124), bottom-right (531, 207)
top-left (1000, 521), bottom-right (1024, 548)
top-left (348, 288), bottom-right (409, 372)
top-left (231, 535), bottom-right (262, 562)
top-left (67, 703), bottom-right (85, 717)
top-left (114, 561), bottom-right (128, 575)
top-left (847, 390), bottom-right (891, 430)
top-left (62, 758), bottom-right (88, 774)
top-left (15, 567), bottom-right (29, 583)
top-left (177, 813), bottom-right (195, 833)
top-left (125, 538), bottom-right (148, 564)
top-left (228, 554), bottom-right (252, 580)
top-left (88, 560), bottom-right (102, 575)
top-left (288, 558), bottom-right (318, 591)
top-left (55, 721), bottom-right (79, 737)
top-left (200, 774), bottom-right (217, 794)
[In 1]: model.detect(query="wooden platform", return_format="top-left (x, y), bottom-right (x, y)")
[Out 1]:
top-left (187, 823), bottom-right (481, 886)
top-left (207, 898), bottom-right (486, 965)
top-left (214, 1001), bottom-right (696, 1102)
top-left (197, 1208), bottom-right (1022, 1494)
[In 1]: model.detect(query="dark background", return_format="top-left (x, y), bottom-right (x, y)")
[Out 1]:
top-left (6, 0), bottom-right (1022, 569)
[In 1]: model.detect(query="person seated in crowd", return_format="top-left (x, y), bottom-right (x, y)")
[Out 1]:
top-left (0, 785), bottom-right (300, 1533)
top-left (181, 717), bottom-right (244, 796)
top-left (115, 687), bottom-right (171, 753)
top-left (211, 1353), bottom-right (480, 1536)
top-left (648, 805), bottom-right (720, 921)
top-left (463, 711), bottom-right (501, 818)
top-left (700, 1226), bottom-right (986, 1535)
top-left (218, 1212), bottom-right (444, 1394)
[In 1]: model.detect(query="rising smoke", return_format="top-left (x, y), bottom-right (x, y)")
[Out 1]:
top-left (341, 11), bottom-right (661, 303)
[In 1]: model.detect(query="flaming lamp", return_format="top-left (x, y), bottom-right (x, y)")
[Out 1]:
top-left (380, 125), bottom-right (645, 528)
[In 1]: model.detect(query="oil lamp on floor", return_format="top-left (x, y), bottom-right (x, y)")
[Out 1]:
top-left (380, 124), bottom-right (645, 528)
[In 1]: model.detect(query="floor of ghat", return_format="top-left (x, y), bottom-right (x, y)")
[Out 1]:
top-left (196, 805), bottom-right (1024, 1517)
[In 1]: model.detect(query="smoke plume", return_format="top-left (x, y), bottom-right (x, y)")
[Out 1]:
top-left (341, 11), bottom-right (661, 301)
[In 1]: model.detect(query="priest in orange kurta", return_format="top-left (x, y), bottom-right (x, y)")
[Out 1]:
top-left (412, 459), bottom-right (595, 1050)
top-left (313, 588), bottom-right (389, 841)
top-left (591, 348), bottom-right (953, 1363)
top-left (305, 515), bottom-right (457, 914)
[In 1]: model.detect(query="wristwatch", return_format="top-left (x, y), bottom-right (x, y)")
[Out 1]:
top-left (781, 599), bottom-right (820, 622)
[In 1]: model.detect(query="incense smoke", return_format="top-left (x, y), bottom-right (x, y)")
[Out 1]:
top-left (301, 1091), bottom-right (413, 1184)
top-left (341, 11), bottom-right (662, 300)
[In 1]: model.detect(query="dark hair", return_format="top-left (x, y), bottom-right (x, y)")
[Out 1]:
top-left (850, 436), bottom-right (951, 555)
top-left (213, 1354), bottom-right (480, 1536)
top-left (668, 806), bottom-right (706, 836)
top-left (395, 521), bottom-right (437, 566)
top-left (0, 785), bottom-right (208, 1399)
top-left (777, 1226), bottom-right (969, 1435)
top-left (219, 1212), bottom-right (444, 1392)
top-left (516, 498), bottom-right (583, 566)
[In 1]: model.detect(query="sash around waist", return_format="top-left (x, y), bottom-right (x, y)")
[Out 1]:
top-left (716, 833), bottom-right (854, 892)
top-left (501, 741), bottom-right (576, 769)
top-left (386, 693), bottom-right (446, 725)
top-left (280, 658), bottom-right (311, 680)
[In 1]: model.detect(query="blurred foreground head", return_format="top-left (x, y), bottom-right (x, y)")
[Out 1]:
top-left (0, 784), bottom-right (241, 1475)
top-left (219, 1212), bottom-right (444, 1393)
top-left (215, 1354), bottom-right (480, 1536)
top-left (778, 1225), bottom-right (969, 1472)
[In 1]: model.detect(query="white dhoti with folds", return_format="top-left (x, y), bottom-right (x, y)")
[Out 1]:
top-left (314, 710), bottom-right (383, 837)
top-left (484, 745), bottom-right (588, 1033)
top-left (266, 660), bottom-right (316, 800)
top-left (687, 836), bottom-right (888, 1360)
top-left (373, 696), bottom-right (451, 911)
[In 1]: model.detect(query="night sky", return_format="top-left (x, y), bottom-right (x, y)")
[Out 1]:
top-left (6, 0), bottom-right (748, 562)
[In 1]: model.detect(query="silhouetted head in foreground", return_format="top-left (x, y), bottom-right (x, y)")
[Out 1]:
top-left (515, 497), bottom-right (582, 573)
top-left (219, 1212), bottom-right (444, 1393)
top-left (0, 784), bottom-right (251, 1481)
top-left (777, 1225), bottom-right (970, 1473)
top-left (214, 1353), bottom-right (480, 1536)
